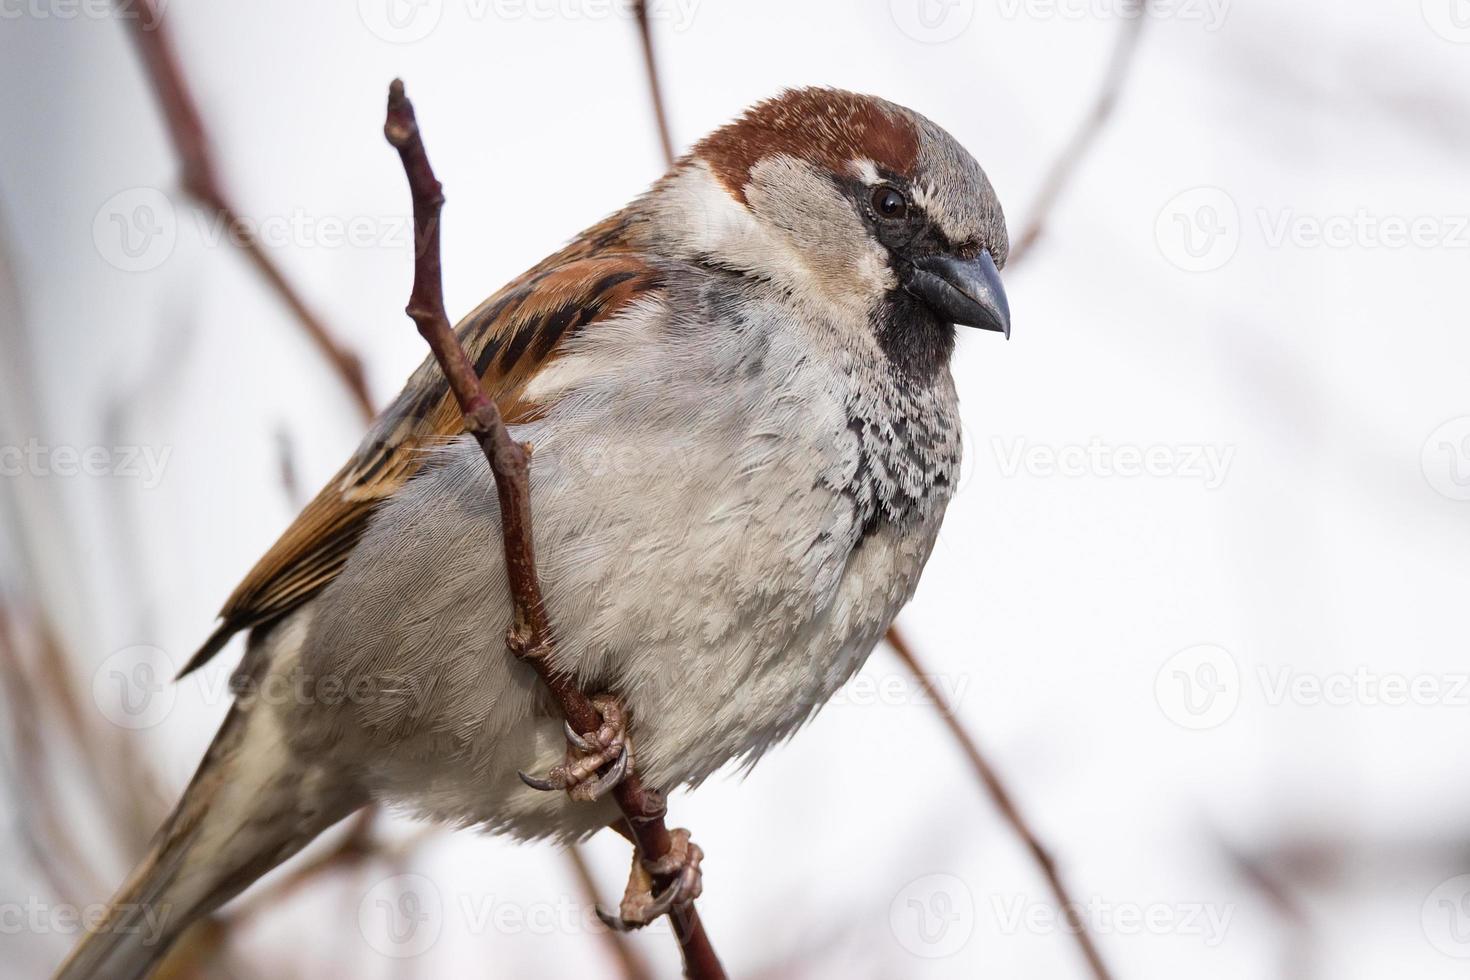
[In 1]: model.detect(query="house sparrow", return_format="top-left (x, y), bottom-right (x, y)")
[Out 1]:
top-left (58, 87), bottom-right (1009, 979)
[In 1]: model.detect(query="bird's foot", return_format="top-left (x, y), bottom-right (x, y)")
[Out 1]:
top-left (518, 694), bottom-right (631, 802)
top-left (597, 828), bottom-right (704, 931)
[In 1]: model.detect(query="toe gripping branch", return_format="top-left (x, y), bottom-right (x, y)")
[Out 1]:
top-left (386, 79), bottom-right (725, 977)
top-left (518, 694), bottom-right (632, 803)
top-left (517, 695), bottom-right (704, 930)
top-left (600, 823), bottom-right (705, 932)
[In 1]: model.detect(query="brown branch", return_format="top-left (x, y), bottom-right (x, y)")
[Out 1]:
top-left (1221, 840), bottom-right (1316, 980)
top-left (1009, 0), bottom-right (1149, 265)
top-left (566, 846), bottom-right (655, 980)
top-left (884, 18), bottom-right (1150, 972)
top-left (32, 612), bottom-right (166, 855)
top-left (0, 605), bottom-right (105, 904)
top-left (155, 814), bottom-right (429, 977)
top-left (118, 0), bottom-right (374, 421)
top-left (223, 811), bottom-right (433, 926)
top-left (632, 0), bottom-right (676, 168)
top-left (383, 79), bottom-right (725, 980)
top-left (886, 626), bottom-right (1113, 980)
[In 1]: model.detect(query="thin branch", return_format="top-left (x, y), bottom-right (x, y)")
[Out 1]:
top-left (31, 612), bottom-right (166, 855)
top-left (225, 813), bottom-right (430, 926)
top-left (886, 626), bottom-right (1113, 980)
top-left (1222, 840), bottom-right (1316, 980)
top-left (877, 12), bottom-right (1148, 976)
top-left (618, 19), bottom-right (1105, 979)
top-left (0, 605), bottom-right (105, 904)
top-left (566, 846), bottom-right (655, 980)
top-left (383, 79), bottom-right (725, 980)
top-left (155, 815), bottom-right (431, 977)
top-left (274, 426), bottom-right (305, 507)
top-left (1008, 0), bottom-right (1149, 265)
top-left (632, 0), bottom-right (676, 168)
top-left (118, 0), bottom-right (375, 420)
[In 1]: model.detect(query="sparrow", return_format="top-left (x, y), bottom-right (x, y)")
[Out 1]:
top-left (58, 86), bottom-right (1009, 979)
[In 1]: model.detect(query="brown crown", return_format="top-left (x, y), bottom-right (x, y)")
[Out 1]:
top-left (692, 88), bottom-right (921, 204)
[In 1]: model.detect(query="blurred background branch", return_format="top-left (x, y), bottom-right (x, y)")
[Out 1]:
top-left (9, 0), bottom-right (1451, 976)
top-left (119, 0), bottom-right (374, 420)
top-left (29, 1), bottom-right (1155, 977)
top-left (1010, 0), bottom-right (1148, 264)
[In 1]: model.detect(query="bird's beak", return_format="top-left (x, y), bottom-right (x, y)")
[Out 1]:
top-left (903, 250), bottom-right (1011, 339)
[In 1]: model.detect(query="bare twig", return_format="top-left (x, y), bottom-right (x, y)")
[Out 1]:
top-left (32, 612), bottom-right (166, 855)
top-left (886, 626), bottom-right (1113, 980)
top-left (154, 815), bottom-right (431, 977)
top-left (0, 605), bottom-right (105, 904)
top-left (1009, 0), bottom-right (1149, 265)
top-left (383, 79), bottom-right (725, 980)
top-left (274, 426), bottom-right (305, 507)
top-left (224, 812), bottom-right (432, 926)
top-left (632, 0), bottom-right (676, 168)
top-left (566, 846), bottom-right (655, 980)
top-left (873, 13), bottom-right (1150, 977)
top-left (1222, 840), bottom-right (1316, 980)
top-left (118, 0), bottom-right (374, 420)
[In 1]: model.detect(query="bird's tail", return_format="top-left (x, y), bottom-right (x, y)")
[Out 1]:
top-left (53, 677), bottom-right (364, 980)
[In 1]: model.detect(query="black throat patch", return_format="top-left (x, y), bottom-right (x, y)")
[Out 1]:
top-left (873, 286), bottom-right (956, 383)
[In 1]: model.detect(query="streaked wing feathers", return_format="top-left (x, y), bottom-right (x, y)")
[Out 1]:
top-left (178, 253), bottom-right (664, 677)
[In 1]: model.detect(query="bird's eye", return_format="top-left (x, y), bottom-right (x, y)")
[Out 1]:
top-left (871, 186), bottom-right (908, 220)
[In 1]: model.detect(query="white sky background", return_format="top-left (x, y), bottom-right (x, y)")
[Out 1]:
top-left (3, 0), bottom-right (1470, 977)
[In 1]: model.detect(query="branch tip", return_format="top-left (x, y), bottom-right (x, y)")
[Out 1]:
top-left (382, 81), bottom-right (724, 980)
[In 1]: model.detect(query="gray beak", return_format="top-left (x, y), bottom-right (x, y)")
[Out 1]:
top-left (903, 250), bottom-right (1011, 339)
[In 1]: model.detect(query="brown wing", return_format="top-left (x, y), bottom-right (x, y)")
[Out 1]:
top-left (178, 252), bottom-right (665, 677)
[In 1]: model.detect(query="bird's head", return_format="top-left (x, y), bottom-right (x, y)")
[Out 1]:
top-left (645, 87), bottom-right (1010, 376)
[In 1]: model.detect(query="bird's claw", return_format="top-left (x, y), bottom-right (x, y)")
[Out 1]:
top-left (517, 694), bottom-right (631, 802)
top-left (596, 828), bottom-right (704, 932)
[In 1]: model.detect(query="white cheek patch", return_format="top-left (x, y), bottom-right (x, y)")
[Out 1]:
top-left (654, 157), bottom-right (898, 322)
top-left (747, 155), bottom-right (897, 315)
top-left (657, 161), bottom-right (769, 259)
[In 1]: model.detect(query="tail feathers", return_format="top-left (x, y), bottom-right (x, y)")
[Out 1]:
top-left (53, 700), bottom-right (363, 980)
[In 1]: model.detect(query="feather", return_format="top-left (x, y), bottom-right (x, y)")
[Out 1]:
top-left (179, 251), bottom-right (663, 678)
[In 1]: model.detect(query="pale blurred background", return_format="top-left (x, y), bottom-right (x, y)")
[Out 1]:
top-left (3, 0), bottom-right (1469, 977)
